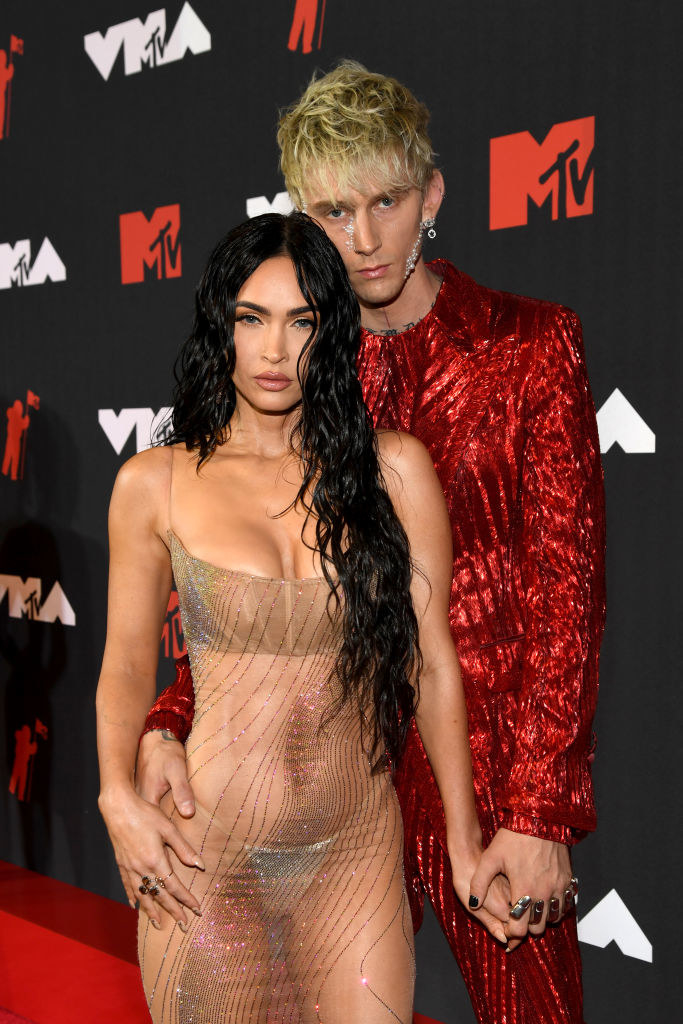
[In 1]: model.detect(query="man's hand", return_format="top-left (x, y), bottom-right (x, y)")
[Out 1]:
top-left (469, 828), bottom-right (574, 951)
top-left (136, 728), bottom-right (195, 817)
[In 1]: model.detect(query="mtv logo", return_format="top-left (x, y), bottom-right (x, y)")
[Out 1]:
top-left (99, 407), bottom-right (173, 454)
top-left (0, 238), bottom-right (66, 289)
top-left (596, 389), bottom-right (656, 453)
top-left (120, 205), bottom-right (181, 284)
top-left (490, 117), bottom-right (594, 230)
top-left (84, 3), bottom-right (211, 81)
top-left (0, 575), bottom-right (76, 626)
top-left (578, 889), bottom-right (652, 962)
top-left (246, 192), bottom-right (295, 218)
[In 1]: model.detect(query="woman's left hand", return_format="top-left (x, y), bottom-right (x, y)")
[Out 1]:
top-left (448, 838), bottom-right (510, 946)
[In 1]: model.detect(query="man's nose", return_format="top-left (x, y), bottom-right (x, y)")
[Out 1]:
top-left (353, 211), bottom-right (380, 256)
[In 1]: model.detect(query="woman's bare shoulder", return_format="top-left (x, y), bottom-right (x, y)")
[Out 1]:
top-left (376, 429), bottom-right (434, 481)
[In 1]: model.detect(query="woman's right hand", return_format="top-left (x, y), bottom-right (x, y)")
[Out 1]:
top-left (98, 784), bottom-right (205, 929)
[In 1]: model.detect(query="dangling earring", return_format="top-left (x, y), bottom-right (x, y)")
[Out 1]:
top-left (423, 217), bottom-right (437, 240)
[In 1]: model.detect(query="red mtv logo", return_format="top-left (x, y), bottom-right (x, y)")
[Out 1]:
top-left (287, 0), bottom-right (327, 53)
top-left (490, 116), bottom-right (594, 230)
top-left (119, 203), bottom-right (181, 284)
top-left (160, 590), bottom-right (186, 661)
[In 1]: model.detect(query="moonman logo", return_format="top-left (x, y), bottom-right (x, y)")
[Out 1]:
top-left (0, 238), bottom-right (67, 289)
top-left (99, 407), bottom-right (173, 454)
top-left (161, 590), bottom-right (186, 660)
top-left (246, 192), bottom-right (294, 218)
top-left (0, 575), bottom-right (76, 626)
top-left (578, 889), bottom-right (652, 962)
top-left (120, 205), bottom-right (181, 284)
top-left (84, 3), bottom-right (211, 81)
top-left (2, 390), bottom-right (39, 481)
top-left (9, 718), bottom-right (48, 802)
top-left (288, 0), bottom-right (327, 53)
top-left (490, 116), bottom-right (594, 230)
top-left (596, 389), bottom-right (656, 454)
top-left (0, 34), bottom-right (23, 139)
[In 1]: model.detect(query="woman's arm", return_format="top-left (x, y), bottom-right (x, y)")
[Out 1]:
top-left (378, 431), bottom-right (507, 945)
top-left (96, 448), bottom-right (203, 926)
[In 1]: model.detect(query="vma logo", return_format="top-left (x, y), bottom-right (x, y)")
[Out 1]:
top-left (246, 191), bottom-right (294, 218)
top-left (2, 390), bottom-right (39, 481)
top-left (0, 575), bottom-right (76, 626)
top-left (0, 238), bottom-right (66, 289)
top-left (99, 407), bottom-right (173, 454)
top-left (288, 0), bottom-right (327, 54)
top-left (84, 3), bottom-right (211, 81)
top-left (120, 205), bottom-right (181, 284)
top-left (1, 34), bottom-right (23, 139)
top-left (596, 389), bottom-right (656, 454)
top-left (490, 116), bottom-right (594, 230)
top-left (578, 889), bottom-right (652, 962)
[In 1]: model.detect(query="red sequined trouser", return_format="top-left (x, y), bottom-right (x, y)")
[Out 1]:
top-left (396, 725), bottom-right (585, 1024)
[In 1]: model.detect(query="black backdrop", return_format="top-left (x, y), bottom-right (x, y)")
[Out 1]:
top-left (1, 2), bottom-right (681, 1020)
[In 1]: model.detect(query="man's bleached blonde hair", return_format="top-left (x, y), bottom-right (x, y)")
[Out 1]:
top-left (278, 61), bottom-right (435, 208)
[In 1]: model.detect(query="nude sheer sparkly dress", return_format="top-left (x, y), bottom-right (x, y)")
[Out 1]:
top-left (138, 496), bottom-right (415, 1021)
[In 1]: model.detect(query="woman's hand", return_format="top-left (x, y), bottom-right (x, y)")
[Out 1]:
top-left (98, 783), bottom-right (205, 929)
top-left (448, 836), bottom-right (509, 946)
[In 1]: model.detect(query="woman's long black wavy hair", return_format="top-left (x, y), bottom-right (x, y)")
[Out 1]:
top-left (166, 212), bottom-right (421, 767)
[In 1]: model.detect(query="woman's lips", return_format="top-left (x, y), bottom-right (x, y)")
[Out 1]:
top-left (255, 373), bottom-right (292, 391)
top-left (358, 265), bottom-right (389, 279)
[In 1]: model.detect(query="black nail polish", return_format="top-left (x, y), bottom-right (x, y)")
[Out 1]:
top-left (468, 895), bottom-right (479, 909)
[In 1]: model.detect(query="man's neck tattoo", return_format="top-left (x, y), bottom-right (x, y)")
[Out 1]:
top-left (371, 295), bottom-right (437, 337)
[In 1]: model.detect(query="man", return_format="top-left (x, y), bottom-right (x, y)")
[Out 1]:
top-left (136, 63), bottom-right (605, 1022)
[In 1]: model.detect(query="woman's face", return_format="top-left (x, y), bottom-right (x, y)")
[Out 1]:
top-left (231, 255), bottom-right (316, 415)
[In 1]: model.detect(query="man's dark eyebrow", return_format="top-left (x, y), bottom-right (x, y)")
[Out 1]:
top-left (235, 301), bottom-right (315, 317)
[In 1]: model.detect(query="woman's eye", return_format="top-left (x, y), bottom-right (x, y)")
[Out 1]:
top-left (237, 313), bottom-right (260, 325)
top-left (294, 318), bottom-right (314, 330)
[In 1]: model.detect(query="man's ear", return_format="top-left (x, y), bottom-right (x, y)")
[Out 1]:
top-left (422, 170), bottom-right (445, 221)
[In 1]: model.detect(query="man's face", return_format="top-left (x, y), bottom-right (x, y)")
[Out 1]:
top-left (302, 178), bottom-right (425, 308)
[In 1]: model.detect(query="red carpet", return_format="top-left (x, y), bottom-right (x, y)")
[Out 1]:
top-left (0, 861), bottom-right (443, 1023)
top-left (0, 861), bottom-right (149, 1023)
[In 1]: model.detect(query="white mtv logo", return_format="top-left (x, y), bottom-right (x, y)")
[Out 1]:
top-left (99, 407), bottom-right (173, 454)
top-left (0, 238), bottom-right (66, 290)
top-left (84, 3), bottom-right (211, 81)
top-left (246, 192), bottom-right (295, 218)
top-left (578, 889), bottom-right (652, 962)
top-left (0, 576), bottom-right (76, 626)
top-left (597, 389), bottom-right (655, 454)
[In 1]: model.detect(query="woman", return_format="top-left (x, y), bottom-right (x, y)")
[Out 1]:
top-left (96, 213), bottom-right (505, 1023)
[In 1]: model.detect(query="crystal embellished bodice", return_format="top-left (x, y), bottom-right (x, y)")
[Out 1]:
top-left (139, 529), bottom-right (414, 1023)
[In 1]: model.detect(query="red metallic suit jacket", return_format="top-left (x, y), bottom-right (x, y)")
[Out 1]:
top-left (145, 260), bottom-right (606, 847)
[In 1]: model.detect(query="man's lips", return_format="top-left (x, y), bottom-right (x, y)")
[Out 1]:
top-left (255, 372), bottom-right (292, 391)
top-left (358, 264), bottom-right (390, 279)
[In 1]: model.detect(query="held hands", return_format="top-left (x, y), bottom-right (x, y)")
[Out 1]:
top-left (467, 829), bottom-right (576, 951)
top-left (98, 729), bottom-right (200, 928)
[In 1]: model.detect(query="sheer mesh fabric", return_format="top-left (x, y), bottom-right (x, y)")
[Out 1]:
top-left (138, 531), bottom-right (414, 1022)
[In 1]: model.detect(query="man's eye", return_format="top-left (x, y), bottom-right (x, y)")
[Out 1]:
top-left (328, 208), bottom-right (344, 219)
top-left (379, 197), bottom-right (395, 208)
